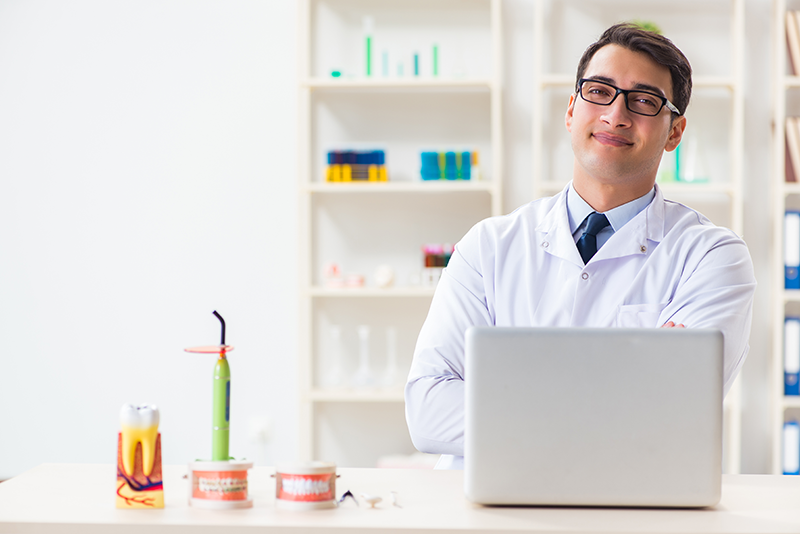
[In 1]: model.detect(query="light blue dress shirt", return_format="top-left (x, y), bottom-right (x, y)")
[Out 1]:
top-left (567, 184), bottom-right (656, 251)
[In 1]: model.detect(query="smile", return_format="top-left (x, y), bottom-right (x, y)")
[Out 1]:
top-left (592, 132), bottom-right (633, 147)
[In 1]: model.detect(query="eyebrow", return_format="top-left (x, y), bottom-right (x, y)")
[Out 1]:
top-left (588, 76), bottom-right (667, 98)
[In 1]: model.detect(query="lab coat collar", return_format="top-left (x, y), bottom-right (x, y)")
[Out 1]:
top-left (534, 183), bottom-right (584, 266)
top-left (535, 182), bottom-right (665, 265)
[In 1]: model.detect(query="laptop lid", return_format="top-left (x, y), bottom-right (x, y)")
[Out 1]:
top-left (464, 327), bottom-right (723, 508)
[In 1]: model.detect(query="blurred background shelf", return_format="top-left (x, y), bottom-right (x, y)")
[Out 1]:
top-left (297, 0), bottom-right (503, 467)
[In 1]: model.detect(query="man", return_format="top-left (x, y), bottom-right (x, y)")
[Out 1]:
top-left (404, 23), bottom-right (756, 470)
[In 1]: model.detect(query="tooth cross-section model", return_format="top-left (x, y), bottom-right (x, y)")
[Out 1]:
top-left (116, 404), bottom-right (164, 509)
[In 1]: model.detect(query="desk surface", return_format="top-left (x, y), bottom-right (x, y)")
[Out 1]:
top-left (1, 464), bottom-right (800, 534)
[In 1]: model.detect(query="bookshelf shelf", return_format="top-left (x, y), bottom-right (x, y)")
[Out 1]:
top-left (306, 388), bottom-right (405, 403)
top-left (658, 183), bottom-right (738, 194)
top-left (308, 286), bottom-right (436, 298)
top-left (536, 181), bottom-right (737, 196)
top-left (306, 182), bottom-right (495, 194)
top-left (302, 78), bottom-right (494, 92)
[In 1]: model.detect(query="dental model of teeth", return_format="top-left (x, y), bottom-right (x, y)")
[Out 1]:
top-left (274, 462), bottom-right (338, 510)
top-left (116, 404), bottom-right (164, 509)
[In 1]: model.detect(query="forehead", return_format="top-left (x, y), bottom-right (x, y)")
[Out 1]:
top-left (584, 44), bottom-right (673, 99)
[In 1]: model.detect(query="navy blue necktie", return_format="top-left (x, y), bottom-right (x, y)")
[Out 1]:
top-left (576, 212), bottom-right (610, 264)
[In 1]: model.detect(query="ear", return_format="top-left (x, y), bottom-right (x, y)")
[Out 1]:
top-left (565, 93), bottom-right (576, 132)
top-left (664, 115), bottom-right (687, 152)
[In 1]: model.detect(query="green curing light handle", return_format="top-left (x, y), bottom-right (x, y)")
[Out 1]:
top-left (212, 354), bottom-right (231, 461)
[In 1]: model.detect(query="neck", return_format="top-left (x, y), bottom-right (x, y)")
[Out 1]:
top-left (571, 170), bottom-right (656, 212)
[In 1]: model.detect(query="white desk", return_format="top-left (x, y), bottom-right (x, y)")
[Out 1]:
top-left (1, 464), bottom-right (800, 533)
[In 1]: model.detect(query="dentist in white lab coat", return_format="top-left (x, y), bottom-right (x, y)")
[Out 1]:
top-left (405, 24), bottom-right (756, 470)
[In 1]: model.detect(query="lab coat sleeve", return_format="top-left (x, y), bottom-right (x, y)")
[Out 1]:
top-left (659, 231), bottom-right (756, 396)
top-left (405, 223), bottom-right (495, 457)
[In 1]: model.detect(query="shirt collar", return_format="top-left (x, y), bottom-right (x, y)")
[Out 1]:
top-left (567, 183), bottom-right (655, 234)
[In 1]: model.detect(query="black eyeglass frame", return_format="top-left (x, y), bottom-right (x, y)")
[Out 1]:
top-left (577, 78), bottom-right (681, 117)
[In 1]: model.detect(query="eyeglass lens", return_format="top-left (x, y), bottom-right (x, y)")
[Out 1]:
top-left (580, 80), bottom-right (664, 116)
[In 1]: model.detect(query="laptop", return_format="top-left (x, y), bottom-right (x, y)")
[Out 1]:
top-left (464, 326), bottom-right (723, 508)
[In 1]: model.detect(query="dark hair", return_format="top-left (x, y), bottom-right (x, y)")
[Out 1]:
top-left (575, 23), bottom-right (692, 116)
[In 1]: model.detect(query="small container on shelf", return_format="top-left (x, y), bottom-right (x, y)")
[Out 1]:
top-left (420, 150), bottom-right (478, 181)
top-left (421, 243), bottom-right (454, 286)
top-left (325, 150), bottom-right (387, 182)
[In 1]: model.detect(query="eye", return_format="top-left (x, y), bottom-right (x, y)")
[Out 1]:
top-left (587, 85), bottom-right (612, 97)
top-left (632, 94), bottom-right (659, 109)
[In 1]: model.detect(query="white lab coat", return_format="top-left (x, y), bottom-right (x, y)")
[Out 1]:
top-left (404, 183), bottom-right (756, 470)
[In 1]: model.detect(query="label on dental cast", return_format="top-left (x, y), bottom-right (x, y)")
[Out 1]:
top-left (193, 471), bottom-right (249, 501)
top-left (277, 473), bottom-right (335, 502)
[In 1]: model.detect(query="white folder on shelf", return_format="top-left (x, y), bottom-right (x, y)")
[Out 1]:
top-left (786, 318), bottom-right (800, 396)
top-left (785, 211), bottom-right (800, 289)
top-left (784, 421), bottom-right (800, 475)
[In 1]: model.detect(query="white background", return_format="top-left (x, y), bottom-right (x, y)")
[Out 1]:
top-left (0, 0), bottom-right (773, 479)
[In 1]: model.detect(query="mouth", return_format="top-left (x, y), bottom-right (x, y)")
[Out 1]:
top-left (120, 404), bottom-right (160, 477)
top-left (592, 132), bottom-right (633, 147)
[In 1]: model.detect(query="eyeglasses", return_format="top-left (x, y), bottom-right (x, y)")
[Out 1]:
top-left (577, 78), bottom-right (681, 117)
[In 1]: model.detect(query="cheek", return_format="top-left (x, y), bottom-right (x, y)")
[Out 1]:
top-left (645, 122), bottom-right (673, 150)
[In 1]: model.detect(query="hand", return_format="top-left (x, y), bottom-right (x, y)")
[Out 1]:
top-left (661, 321), bottom-right (686, 328)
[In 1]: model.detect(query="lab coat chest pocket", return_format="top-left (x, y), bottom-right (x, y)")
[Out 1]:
top-left (615, 302), bottom-right (669, 328)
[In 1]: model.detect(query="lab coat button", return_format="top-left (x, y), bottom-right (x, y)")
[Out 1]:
top-left (640, 245), bottom-right (647, 253)
top-left (581, 273), bottom-right (589, 280)
top-left (542, 241), bottom-right (549, 248)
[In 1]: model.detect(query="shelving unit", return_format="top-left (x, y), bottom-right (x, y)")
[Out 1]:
top-left (297, 0), bottom-right (503, 466)
top-left (772, 0), bottom-right (800, 475)
top-left (531, 0), bottom-right (745, 474)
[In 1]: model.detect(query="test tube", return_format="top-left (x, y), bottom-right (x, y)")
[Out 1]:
top-left (364, 16), bottom-right (374, 77)
top-left (326, 325), bottom-right (344, 388)
top-left (352, 325), bottom-right (374, 388)
top-left (382, 327), bottom-right (399, 388)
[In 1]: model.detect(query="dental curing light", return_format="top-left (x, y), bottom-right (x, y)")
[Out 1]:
top-left (185, 310), bottom-right (253, 509)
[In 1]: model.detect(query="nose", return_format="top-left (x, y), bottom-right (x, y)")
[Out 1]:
top-left (599, 94), bottom-right (633, 128)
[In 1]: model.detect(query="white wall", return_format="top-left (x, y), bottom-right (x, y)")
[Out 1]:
top-left (0, 0), bottom-right (298, 478)
top-left (0, 0), bottom-right (776, 479)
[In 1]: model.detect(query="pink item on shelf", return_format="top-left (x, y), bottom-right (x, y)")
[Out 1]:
top-left (344, 274), bottom-right (365, 287)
